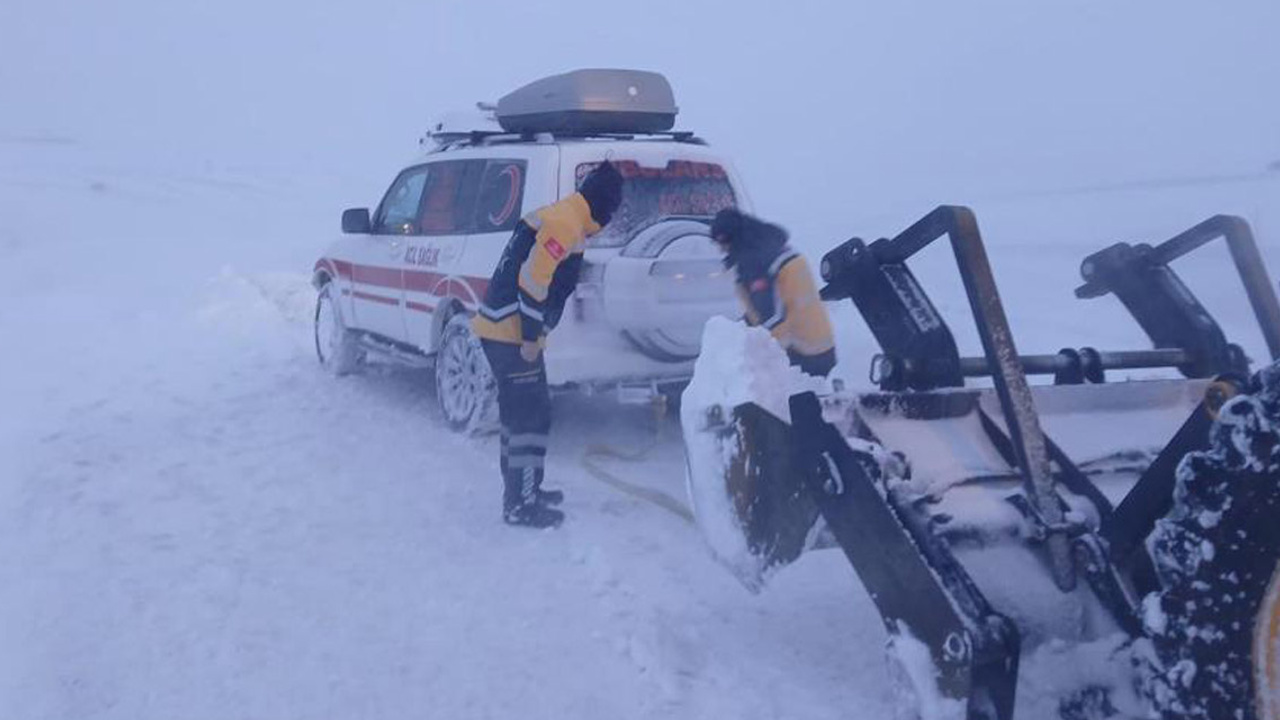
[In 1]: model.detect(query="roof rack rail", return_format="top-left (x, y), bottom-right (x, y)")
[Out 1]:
top-left (422, 129), bottom-right (706, 151)
top-left (548, 130), bottom-right (705, 145)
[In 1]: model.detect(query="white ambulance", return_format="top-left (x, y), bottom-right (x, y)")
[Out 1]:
top-left (312, 69), bottom-right (748, 430)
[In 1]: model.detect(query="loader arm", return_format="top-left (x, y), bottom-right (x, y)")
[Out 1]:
top-left (822, 206), bottom-right (1077, 591)
top-left (1076, 214), bottom-right (1280, 376)
top-left (787, 392), bottom-right (1021, 720)
top-left (1149, 215), bottom-right (1280, 361)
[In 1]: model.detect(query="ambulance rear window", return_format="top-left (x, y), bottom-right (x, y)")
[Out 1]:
top-left (576, 160), bottom-right (737, 248)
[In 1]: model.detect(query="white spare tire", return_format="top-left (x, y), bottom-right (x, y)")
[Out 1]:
top-left (603, 219), bottom-right (739, 362)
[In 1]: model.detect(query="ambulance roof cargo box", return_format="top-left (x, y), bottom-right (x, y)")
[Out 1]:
top-left (495, 69), bottom-right (678, 135)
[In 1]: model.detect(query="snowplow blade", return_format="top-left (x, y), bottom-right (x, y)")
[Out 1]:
top-left (682, 400), bottom-right (820, 590)
top-left (679, 315), bottom-right (832, 590)
top-left (683, 388), bottom-right (1022, 718)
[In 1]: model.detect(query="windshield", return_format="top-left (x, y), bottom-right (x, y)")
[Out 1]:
top-left (576, 160), bottom-right (737, 248)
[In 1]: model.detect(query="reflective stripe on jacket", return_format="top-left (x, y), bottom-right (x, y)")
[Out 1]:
top-left (736, 249), bottom-right (835, 357)
top-left (473, 193), bottom-right (598, 345)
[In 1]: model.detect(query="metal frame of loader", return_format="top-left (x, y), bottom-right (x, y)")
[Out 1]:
top-left (765, 207), bottom-right (1280, 719)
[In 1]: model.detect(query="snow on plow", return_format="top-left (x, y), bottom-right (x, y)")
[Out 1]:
top-left (681, 206), bottom-right (1280, 719)
top-left (679, 316), bottom-right (831, 590)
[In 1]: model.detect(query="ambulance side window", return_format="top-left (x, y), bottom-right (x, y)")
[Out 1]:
top-left (373, 165), bottom-right (430, 235)
top-left (473, 160), bottom-right (527, 235)
top-left (418, 160), bottom-right (486, 236)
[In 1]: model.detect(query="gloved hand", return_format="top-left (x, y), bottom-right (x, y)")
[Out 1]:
top-left (520, 341), bottom-right (541, 363)
top-left (543, 303), bottom-right (563, 330)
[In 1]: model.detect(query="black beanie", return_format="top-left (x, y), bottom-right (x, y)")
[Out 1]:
top-left (711, 208), bottom-right (787, 260)
top-left (710, 208), bottom-right (746, 244)
top-left (578, 161), bottom-right (623, 226)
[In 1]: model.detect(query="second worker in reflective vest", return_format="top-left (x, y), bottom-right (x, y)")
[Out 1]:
top-left (472, 161), bottom-right (624, 529)
top-left (711, 208), bottom-right (837, 378)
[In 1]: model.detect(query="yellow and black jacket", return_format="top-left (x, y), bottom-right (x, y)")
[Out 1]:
top-left (726, 224), bottom-right (835, 360)
top-left (473, 193), bottom-right (600, 345)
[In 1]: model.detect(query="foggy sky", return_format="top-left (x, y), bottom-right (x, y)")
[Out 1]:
top-left (3, 0), bottom-right (1277, 230)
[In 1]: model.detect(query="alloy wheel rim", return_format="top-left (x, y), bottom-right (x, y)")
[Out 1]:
top-left (440, 333), bottom-right (477, 423)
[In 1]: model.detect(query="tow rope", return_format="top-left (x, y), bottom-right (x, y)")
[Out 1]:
top-left (578, 397), bottom-right (696, 524)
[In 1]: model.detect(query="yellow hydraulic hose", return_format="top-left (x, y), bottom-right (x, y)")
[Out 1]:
top-left (578, 396), bottom-right (695, 524)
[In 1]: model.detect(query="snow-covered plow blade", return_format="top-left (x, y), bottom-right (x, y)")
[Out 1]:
top-left (682, 207), bottom-right (1280, 719)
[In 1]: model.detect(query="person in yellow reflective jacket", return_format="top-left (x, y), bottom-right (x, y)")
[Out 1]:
top-left (711, 208), bottom-right (837, 378)
top-left (472, 161), bottom-right (624, 528)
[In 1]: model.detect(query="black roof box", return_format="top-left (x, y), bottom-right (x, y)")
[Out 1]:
top-left (495, 69), bottom-right (677, 135)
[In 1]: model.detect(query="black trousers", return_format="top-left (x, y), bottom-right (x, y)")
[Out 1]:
top-left (480, 340), bottom-right (551, 506)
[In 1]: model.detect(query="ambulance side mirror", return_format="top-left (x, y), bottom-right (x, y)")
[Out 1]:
top-left (342, 208), bottom-right (372, 234)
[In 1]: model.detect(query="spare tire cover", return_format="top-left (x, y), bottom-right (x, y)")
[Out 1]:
top-left (604, 219), bottom-right (738, 362)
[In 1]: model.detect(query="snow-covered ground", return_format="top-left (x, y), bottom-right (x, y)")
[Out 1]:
top-left (2, 128), bottom-right (1277, 718)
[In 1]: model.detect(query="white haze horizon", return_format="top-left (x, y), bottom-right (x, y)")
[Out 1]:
top-left (5, 0), bottom-right (1278, 232)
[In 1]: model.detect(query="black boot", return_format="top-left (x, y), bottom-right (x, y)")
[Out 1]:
top-left (503, 468), bottom-right (564, 528)
top-left (500, 434), bottom-right (559, 505)
top-left (504, 501), bottom-right (564, 528)
top-left (536, 487), bottom-right (564, 506)
top-left (521, 466), bottom-right (565, 507)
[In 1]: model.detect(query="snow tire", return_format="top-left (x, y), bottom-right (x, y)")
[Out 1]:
top-left (1142, 361), bottom-right (1280, 720)
top-left (435, 313), bottom-right (497, 433)
top-left (314, 282), bottom-right (364, 376)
